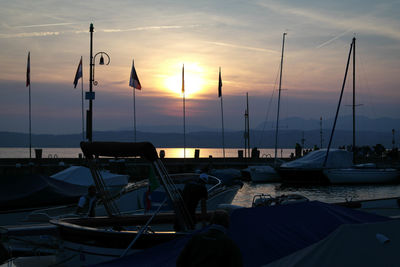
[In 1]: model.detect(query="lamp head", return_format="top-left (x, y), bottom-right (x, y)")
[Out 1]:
top-left (99, 54), bottom-right (105, 65)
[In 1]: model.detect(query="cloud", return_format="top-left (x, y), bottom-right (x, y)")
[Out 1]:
top-left (258, 1), bottom-right (400, 42)
top-left (15, 22), bottom-right (76, 28)
top-left (102, 24), bottom-right (200, 33)
top-left (206, 41), bottom-right (278, 54)
top-left (0, 31), bottom-right (60, 38)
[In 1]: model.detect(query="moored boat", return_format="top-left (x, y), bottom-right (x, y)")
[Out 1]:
top-left (0, 141), bottom-right (235, 266)
top-left (324, 167), bottom-right (399, 184)
top-left (278, 149), bottom-right (353, 184)
top-left (50, 165), bottom-right (129, 196)
top-left (335, 196), bottom-right (400, 218)
top-left (243, 165), bottom-right (280, 183)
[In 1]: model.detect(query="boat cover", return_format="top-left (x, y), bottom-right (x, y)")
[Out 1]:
top-left (95, 201), bottom-right (389, 267)
top-left (266, 219), bottom-right (400, 267)
top-left (281, 149), bottom-right (353, 169)
top-left (51, 166), bottom-right (128, 187)
top-left (0, 174), bottom-right (87, 212)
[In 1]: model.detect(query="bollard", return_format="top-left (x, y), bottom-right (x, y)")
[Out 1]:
top-left (160, 150), bottom-right (165, 159)
top-left (35, 149), bottom-right (43, 159)
top-left (251, 147), bottom-right (260, 158)
top-left (194, 149), bottom-right (200, 159)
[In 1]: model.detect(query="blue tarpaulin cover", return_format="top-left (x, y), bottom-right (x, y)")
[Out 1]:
top-left (0, 174), bottom-right (87, 211)
top-left (94, 201), bottom-right (389, 267)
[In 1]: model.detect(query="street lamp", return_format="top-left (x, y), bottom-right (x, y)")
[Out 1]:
top-left (86, 23), bottom-right (111, 142)
top-left (92, 52), bottom-right (110, 86)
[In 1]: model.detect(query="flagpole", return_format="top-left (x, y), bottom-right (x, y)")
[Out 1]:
top-left (129, 58), bottom-right (141, 143)
top-left (219, 67), bottom-right (225, 159)
top-left (220, 95), bottom-right (225, 159)
top-left (133, 85), bottom-right (136, 142)
top-left (29, 82), bottom-right (32, 159)
top-left (80, 56), bottom-right (85, 141)
top-left (26, 52), bottom-right (32, 159)
top-left (182, 64), bottom-right (186, 161)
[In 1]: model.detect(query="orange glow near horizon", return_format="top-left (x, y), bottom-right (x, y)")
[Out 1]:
top-left (163, 62), bottom-right (206, 98)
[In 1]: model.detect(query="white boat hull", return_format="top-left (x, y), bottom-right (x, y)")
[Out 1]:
top-left (25, 175), bottom-right (241, 222)
top-left (324, 168), bottom-right (399, 184)
top-left (245, 166), bottom-right (280, 183)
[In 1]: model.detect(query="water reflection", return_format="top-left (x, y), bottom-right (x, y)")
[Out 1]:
top-left (232, 182), bottom-right (400, 207)
top-left (156, 148), bottom-right (295, 158)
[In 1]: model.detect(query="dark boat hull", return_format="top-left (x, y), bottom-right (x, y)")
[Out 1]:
top-left (278, 168), bottom-right (329, 185)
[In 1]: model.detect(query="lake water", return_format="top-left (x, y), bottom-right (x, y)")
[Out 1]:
top-left (231, 182), bottom-right (400, 207)
top-left (0, 147), bottom-right (294, 159)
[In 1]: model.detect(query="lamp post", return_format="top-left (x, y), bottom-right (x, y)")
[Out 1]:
top-left (86, 23), bottom-right (111, 142)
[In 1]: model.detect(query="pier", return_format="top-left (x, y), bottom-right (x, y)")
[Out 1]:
top-left (0, 156), bottom-right (279, 181)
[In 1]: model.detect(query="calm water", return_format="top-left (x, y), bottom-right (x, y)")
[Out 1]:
top-left (232, 182), bottom-right (400, 207)
top-left (0, 147), bottom-right (294, 159)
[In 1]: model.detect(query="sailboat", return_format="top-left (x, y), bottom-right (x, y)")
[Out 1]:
top-left (245, 33), bottom-right (287, 183)
top-left (322, 37), bottom-right (399, 184)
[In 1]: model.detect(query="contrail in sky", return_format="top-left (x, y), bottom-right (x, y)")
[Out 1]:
top-left (316, 28), bottom-right (354, 48)
top-left (207, 41), bottom-right (278, 54)
top-left (15, 22), bottom-right (76, 28)
top-left (103, 25), bottom-right (199, 32)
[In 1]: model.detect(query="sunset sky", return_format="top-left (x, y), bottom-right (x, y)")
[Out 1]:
top-left (0, 0), bottom-right (399, 134)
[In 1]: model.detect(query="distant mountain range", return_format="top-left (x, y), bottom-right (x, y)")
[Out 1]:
top-left (114, 115), bottom-right (399, 133)
top-left (255, 115), bottom-right (399, 133)
top-left (0, 116), bottom-right (397, 149)
top-left (0, 129), bottom-right (396, 150)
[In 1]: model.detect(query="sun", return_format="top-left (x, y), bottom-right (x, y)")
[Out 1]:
top-left (163, 62), bottom-right (206, 98)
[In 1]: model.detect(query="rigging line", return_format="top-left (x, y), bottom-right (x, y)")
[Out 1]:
top-left (357, 48), bottom-right (377, 118)
top-left (258, 62), bottom-right (281, 147)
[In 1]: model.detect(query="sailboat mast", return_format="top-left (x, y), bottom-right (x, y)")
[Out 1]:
top-left (323, 38), bottom-right (354, 168)
top-left (274, 32), bottom-right (286, 164)
top-left (246, 92), bottom-right (250, 158)
top-left (352, 37), bottom-right (356, 163)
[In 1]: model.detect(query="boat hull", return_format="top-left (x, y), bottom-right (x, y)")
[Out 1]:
top-left (51, 215), bottom-right (187, 266)
top-left (278, 167), bottom-right (329, 184)
top-left (324, 168), bottom-right (399, 184)
top-left (245, 166), bottom-right (280, 183)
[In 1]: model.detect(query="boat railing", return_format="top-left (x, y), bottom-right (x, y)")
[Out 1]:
top-left (120, 197), bottom-right (167, 257)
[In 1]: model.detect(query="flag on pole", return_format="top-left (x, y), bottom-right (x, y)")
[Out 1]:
top-left (73, 57), bottom-right (82, 89)
top-left (129, 59), bottom-right (141, 90)
top-left (218, 67), bottom-right (222, 97)
top-left (182, 64), bottom-right (185, 93)
top-left (26, 52), bottom-right (30, 87)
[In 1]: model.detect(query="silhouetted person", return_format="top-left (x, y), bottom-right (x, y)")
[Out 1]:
top-left (76, 185), bottom-right (97, 217)
top-left (176, 210), bottom-right (243, 267)
top-left (175, 174), bottom-right (208, 231)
